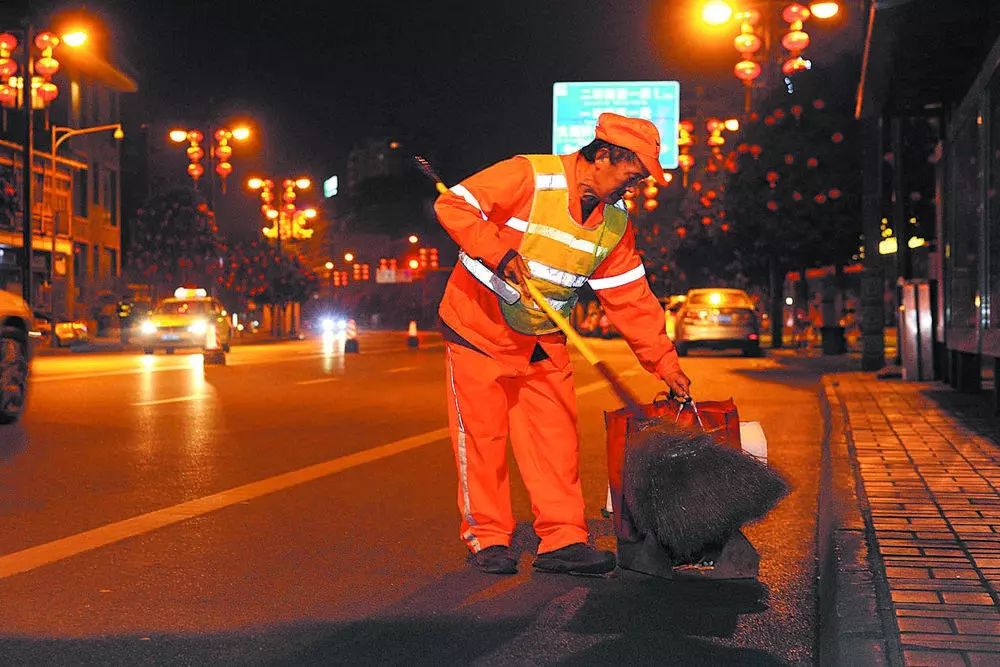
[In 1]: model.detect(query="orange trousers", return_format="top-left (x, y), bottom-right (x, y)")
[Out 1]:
top-left (444, 342), bottom-right (588, 554)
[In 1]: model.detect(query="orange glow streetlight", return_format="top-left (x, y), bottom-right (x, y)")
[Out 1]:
top-left (808, 1), bottom-right (839, 19)
top-left (702, 0), bottom-right (734, 25)
top-left (324, 261), bottom-right (334, 271)
top-left (60, 30), bottom-right (87, 47)
top-left (408, 234), bottom-right (419, 244)
top-left (344, 252), bottom-right (355, 262)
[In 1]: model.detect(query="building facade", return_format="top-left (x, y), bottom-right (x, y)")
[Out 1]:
top-left (0, 38), bottom-right (135, 324)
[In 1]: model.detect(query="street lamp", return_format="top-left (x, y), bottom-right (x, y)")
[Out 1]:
top-left (699, 1), bottom-right (841, 111)
top-left (45, 122), bottom-right (124, 315)
top-left (0, 27), bottom-right (88, 305)
top-left (169, 124), bottom-right (251, 205)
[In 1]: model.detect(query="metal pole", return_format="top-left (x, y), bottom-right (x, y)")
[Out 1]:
top-left (19, 23), bottom-right (32, 306)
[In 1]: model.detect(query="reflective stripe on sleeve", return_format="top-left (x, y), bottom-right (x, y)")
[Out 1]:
top-left (449, 184), bottom-right (487, 220)
top-left (535, 173), bottom-right (568, 190)
top-left (588, 264), bottom-right (647, 290)
top-left (505, 217), bottom-right (529, 232)
top-left (526, 259), bottom-right (588, 288)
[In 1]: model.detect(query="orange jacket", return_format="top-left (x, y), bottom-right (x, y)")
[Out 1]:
top-left (435, 153), bottom-right (681, 379)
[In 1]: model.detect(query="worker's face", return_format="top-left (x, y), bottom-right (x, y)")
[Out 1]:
top-left (585, 148), bottom-right (649, 204)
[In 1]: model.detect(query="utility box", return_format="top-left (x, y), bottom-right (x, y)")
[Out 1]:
top-left (899, 279), bottom-right (935, 381)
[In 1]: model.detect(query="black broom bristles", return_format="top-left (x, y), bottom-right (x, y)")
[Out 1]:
top-left (623, 420), bottom-right (790, 562)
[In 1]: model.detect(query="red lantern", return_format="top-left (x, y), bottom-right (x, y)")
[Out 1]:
top-left (734, 33), bottom-right (762, 54)
top-left (721, 223), bottom-right (731, 232)
top-left (814, 193), bottom-right (827, 204)
top-left (782, 3), bottom-right (810, 23)
top-left (707, 189), bottom-right (718, 200)
top-left (781, 30), bottom-right (810, 52)
top-left (691, 181), bottom-right (703, 192)
top-left (678, 153), bottom-right (695, 170)
top-left (187, 163), bottom-right (205, 180)
top-left (215, 144), bottom-right (232, 161)
top-left (831, 132), bottom-right (844, 143)
top-left (784, 153), bottom-right (795, 165)
top-left (750, 144), bottom-right (763, 159)
top-left (813, 99), bottom-right (826, 110)
top-left (624, 199), bottom-right (636, 211)
top-left (644, 198), bottom-right (658, 212)
top-left (36, 81), bottom-right (57, 103)
top-left (782, 57), bottom-right (811, 75)
top-left (188, 130), bottom-right (204, 143)
top-left (701, 216), bottom-right (713, 226)
top-left (829, 188), bottom-right (842, 199)
top-left (34, 56), bottom-right (58, 77)
top-left (773, 108), bottom-right (786, 119)
top-left (791, 104), bottom-right (804, 119)
top-left (0, 58), bottom-right (17, 78)
top-left (0, 85), bottom-right (16, 108)
top-left (34, 31), bottom-right (59, 51)
top-left (680, 119), bottom-right (695, 132)
top-left (186, 146), bottom-right (205, 162)
top-left (764, 116), bottom-right (776, 126)
top-left (215, 161), bottom-right (233, 178)
top-left (792, 191), bottom-right (803, 201)
top-left (734, 59), bottom-right (762, 82)
top-left (737, 143), bottom-right (750, 153)
top-left (766, 200), bottom-right (779, 212)
top-left (766, 170), bottom-right (779, 183)
top-left (214, 129), bottom-right (230, 143)
top-left (807, 157), bottom-right (819, 168)
top-left (676, 227), bottom-right (687, 238)
top-left (0, 33), bottom-right (17, 52)
top-left (749, 112), bottom-right (760, 122)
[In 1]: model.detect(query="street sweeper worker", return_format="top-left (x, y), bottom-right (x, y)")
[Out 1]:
top-left (434, 112), bottom-right (691, 577)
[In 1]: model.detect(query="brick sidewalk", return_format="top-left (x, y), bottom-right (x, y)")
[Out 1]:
top-left (828, 373), bottom-right (1000, 666)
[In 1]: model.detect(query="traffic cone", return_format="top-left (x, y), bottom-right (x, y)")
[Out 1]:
top-left (344, 318), bottom-right (360, 353)
top-left (203, 322), bottom-right (226, 366)
top-left (407, 320), bottom-right (419, 348)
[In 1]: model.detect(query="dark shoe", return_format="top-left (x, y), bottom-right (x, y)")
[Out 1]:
top-left (533, 543), bottom-right (617, 576)
top-left (470, 545), bottom-right (517, 575)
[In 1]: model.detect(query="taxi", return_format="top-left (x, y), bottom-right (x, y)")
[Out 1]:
top-left (138, 288), bottom-right (233, 354)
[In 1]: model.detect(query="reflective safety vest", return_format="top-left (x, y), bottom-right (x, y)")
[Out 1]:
top-left (499, 154), bottom-right (629, 335)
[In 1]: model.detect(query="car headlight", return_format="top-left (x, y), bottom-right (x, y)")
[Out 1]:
top-left (320, 318), bottom-right (335, 332)
top-left (188, 320), bottom-right (208, 335)
top-left (140, 320), bottom-right (157, 335)
top-left (336, 319), bottom-right (347, 331)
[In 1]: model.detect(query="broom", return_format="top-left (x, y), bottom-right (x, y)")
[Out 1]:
top-left (414, 156), bottom-right (788, 559)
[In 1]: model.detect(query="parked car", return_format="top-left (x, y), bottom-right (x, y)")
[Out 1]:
top-left (137, 288), bottom-right (233, 354)
top-left (32, 310), bottom-right (90, 347)
top-left (674, 288), bottom-right (761, 357)
top-left (1, 288), bottom-right (32, 424)
top-left (662, 294), bottom-right (687, 340)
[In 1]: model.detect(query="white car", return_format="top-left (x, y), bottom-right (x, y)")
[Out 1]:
top-left (0, 288), bottom-right (32, 424)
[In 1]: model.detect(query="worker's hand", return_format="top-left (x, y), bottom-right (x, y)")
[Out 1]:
top-left (502, 252), bottom-right (535, 305)
top-left (663, 369), bottom-right (692, 401)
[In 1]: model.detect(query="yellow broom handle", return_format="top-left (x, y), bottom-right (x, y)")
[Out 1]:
top-left (523, 281), bottom-right (642, 413)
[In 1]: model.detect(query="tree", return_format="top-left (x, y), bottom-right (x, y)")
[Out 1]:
top-left (725, 55), bottom-right (862, 345)
top-left (127, 189), bottom-right (226, 298)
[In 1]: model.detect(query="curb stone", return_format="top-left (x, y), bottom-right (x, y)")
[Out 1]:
top-left (818, 375), bottom-right (902, 666)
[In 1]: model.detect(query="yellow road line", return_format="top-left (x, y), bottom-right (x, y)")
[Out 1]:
top-left (295, 377), bottom-right (340, 385)
top-left (0, 427), bottom-right (451, 580)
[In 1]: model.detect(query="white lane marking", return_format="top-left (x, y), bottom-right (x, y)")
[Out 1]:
top-left (386, 366), bottom-right (416, 373)
top-left (295, 377), bottom-right (339, 385)
top-left (0, 426), bottom-right (452, 580)
top-left (33, 364), bottom-right (195, 383)
top-left (132, 394), bottom-right (207, 407)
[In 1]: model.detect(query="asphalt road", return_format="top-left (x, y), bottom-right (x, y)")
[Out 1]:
top-left (0, 332), bottom-right (838, 665)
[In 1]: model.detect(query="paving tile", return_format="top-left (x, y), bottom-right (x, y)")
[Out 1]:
top-left (901, 648), bottom-right (968, 666)
top-left (897, 617), bottom-right (954, 633)
top-left (953, 619), bottom-right (1000, 635)
top-left (891, 590), bottom-right (941, 603)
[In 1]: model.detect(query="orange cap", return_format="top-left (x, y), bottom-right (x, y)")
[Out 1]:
top-left (594, 112), bottom-right (667, 185)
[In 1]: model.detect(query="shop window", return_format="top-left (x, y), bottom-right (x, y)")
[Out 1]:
top-left (74, 243), bottom-right (87, 281)
top-left (73, 169), bottom-right (88, 217)
top-left (949, 114), bottom-right (982, 329)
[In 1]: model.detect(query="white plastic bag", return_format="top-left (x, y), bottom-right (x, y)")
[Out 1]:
top-left (740, 421), bottom-right (768, 463)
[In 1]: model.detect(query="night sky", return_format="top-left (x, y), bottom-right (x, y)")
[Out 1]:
top-left (40, 0), bottom-right (860, 238)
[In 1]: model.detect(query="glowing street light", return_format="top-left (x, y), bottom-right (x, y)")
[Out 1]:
top-left (808, 1), bottom-right (840, 19)
top-left (231, 126), bottom-right (251, 141)
top-left (324, 261), bottom-right (334, 270)
top-left (295, 177), bottom-right (311, 190)
top-left (408, 234), bottom-right (419, 244)
top-left (344, 252), bottom-right (355, 262)
top-left (702, 0), bottom-right (734, 25)
top-left (60, 30), bottom-right (87, 47)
